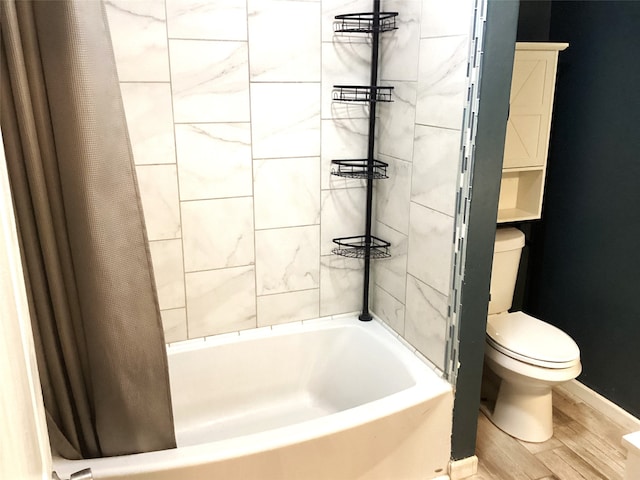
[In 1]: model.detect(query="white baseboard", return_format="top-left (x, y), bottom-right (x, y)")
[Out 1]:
top-left (448, 455), bottom-right (478, 480)
top-left (558, 380), bottom-right (640, 432)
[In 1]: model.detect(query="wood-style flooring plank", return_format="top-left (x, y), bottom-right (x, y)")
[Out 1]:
top-left (475, 412), bottom-right (553, 480)
top-left (535, 447), bottom-right (599, 480)
top-left (518, 435), bottom-right (564, 455)
top-left (475, 386), bottom-right (634, 480)
top-left (551, 404), bottom-right (574, 427)
top-left (552, 388), bottom-right (632, 451)
top-left (465, 462), bottom-right (502, 480)
top-left (553, 422), bottom-right (625, 479)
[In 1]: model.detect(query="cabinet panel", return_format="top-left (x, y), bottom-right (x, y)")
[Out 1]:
top-left (504, 50), bottom-right (558, 169)
top-left (504, 115), bottom-right (543, 164)
top-left (498, 42), bottom-right (568, 223)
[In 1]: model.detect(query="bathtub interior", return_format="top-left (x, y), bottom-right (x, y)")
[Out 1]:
top-left (52, 316), bottom-right (453, 480)
top-left (168, 319), bottom-right (418, 446)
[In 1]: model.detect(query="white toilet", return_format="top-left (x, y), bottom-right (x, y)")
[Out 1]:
top-left (483, 227), bottom-right (581, 443)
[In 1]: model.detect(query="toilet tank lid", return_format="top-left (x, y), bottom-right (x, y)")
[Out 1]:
top-left (494, 228), bottom-right (525, 252)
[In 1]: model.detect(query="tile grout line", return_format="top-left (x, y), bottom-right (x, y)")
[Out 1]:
top-left (162, 0), bottom-right (189, 342)
top-left (246, 0), bottom-right (259, 330)
top-left (318, 0), bottom-right (324, 319)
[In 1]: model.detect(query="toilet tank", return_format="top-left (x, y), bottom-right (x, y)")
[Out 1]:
top-left (488, 228), bottom-right (525, 315)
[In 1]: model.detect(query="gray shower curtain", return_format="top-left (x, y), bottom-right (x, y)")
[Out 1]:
top-left (0, 0), bottom-right (176, 459)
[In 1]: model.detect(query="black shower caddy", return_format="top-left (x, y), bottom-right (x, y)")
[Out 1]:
top-left (330, 1), bottom-right (398, 322)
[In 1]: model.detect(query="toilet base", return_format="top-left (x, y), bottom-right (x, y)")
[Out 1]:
top-left (484, 379), bottom-right (553, 443)
top-left (483, 341), bottom-right (581, 443)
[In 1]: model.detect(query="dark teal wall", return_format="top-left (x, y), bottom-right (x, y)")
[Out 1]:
top-left (451, 0), bottom-right (518, 460)
top-left (517, 0), bottom-right (551, 41)
top-left (522, 1), bottom-right (640, 416)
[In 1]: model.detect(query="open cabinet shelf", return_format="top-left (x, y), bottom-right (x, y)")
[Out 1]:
top-left (497, 168), bottom-right (545, 223)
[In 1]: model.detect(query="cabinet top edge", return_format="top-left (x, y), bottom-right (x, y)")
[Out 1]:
top-left (516, 42), bottom-right (569, 51)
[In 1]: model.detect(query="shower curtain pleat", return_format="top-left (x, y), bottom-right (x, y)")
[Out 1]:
top-left (0, 0), bottom-right (176, 459)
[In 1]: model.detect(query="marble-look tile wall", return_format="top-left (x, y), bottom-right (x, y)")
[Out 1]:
top-left (106, 0), bottom-right (383, 342)
top-left (373, 0), bottom-right (475, 371)
top-left (106, 0), bottom-right (474, 355)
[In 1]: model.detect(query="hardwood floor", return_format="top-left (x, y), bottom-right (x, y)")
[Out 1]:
top-left (468, 386), bottom-right (636, 480)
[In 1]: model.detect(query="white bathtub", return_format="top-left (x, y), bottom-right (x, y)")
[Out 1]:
top-left (53, 315), bottom-right (453, 480)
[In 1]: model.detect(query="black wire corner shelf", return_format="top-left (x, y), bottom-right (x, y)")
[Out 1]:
top-left (332, 85), bottom-right (393, 104)
top-left (331, 1), bottom-right (397, 321)
top-left (331, 235), bottom-right (391, 259)
top-left (331, 159), bottom-right (388, 179)
top-left (333, 12), bottom-right (399, 33)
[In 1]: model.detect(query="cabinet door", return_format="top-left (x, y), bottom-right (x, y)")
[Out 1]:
top-left (503, 50), bottom-right (559, 169)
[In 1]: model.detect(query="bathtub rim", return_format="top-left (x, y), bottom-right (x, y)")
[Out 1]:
top-left (52, 314), bottom-right (452, 478)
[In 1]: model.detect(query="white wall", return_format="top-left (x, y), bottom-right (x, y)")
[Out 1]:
top-left (0, 129), bottom-right (51, 479)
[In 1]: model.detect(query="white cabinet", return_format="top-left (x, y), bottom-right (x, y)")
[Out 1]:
top-left (497, 42), bottom-right (568, 223)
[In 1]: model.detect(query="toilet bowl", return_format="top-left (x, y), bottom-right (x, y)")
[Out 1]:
top-left (483, 228), bottom-right (581, 443)
top-left (484, 312), bottom-right (581, 442)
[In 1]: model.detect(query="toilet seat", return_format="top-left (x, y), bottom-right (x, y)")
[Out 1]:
top-left (486, 311), bottom-right (580, 369)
